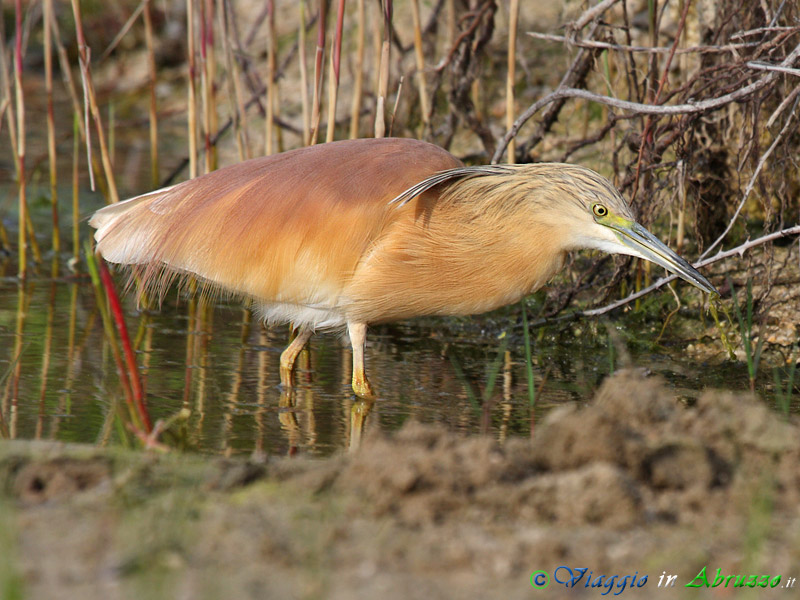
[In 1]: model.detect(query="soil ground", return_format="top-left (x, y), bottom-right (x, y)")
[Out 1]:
top-left (2, 369), bottom-right (799, 599)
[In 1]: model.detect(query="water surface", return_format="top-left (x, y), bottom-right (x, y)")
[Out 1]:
top-left (0, 265), bottom-right (757, 457)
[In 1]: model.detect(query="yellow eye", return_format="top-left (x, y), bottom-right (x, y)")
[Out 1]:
top-left (592, 204), bottom-right (608, 217)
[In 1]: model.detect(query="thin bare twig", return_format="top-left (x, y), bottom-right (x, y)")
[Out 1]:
top-left (700, 95), bottom-right (799, 259)
top-left (767, 82), bottom-right (800, 128)
top-left (99, 0), bottom-right (146, 62)
top-left (431, 2), bottom-right (493, 72)
top-left (571, 0), bottom-right (619, 32)
top-left (492, 40), bottom-right (800, 164)
top-left (745, 61), bottom-right (800, 77)
top-left (527, 31), bottom-right (761, 55)
top-left (731, 25), bottom-right (799, 39)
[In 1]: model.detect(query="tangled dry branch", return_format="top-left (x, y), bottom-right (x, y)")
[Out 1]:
top-left (487, 0), bottom-right (799, 318)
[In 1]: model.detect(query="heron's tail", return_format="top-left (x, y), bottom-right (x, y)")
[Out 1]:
top-left (89, 185), bottom-right (179, 265)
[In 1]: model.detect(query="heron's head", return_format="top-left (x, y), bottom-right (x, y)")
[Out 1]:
top-left (391, 163), bottom-right (718, 296)
top-left (535, 163), bottom-right (718, 296)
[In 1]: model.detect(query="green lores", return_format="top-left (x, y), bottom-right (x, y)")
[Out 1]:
top-left (598, 211), bottom-right (718, 296)
top-left (685, 566), bottom-right (783, 589)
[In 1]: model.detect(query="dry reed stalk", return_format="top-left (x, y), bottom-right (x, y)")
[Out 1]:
top-left (470, 78), bottom-right (478, 118)
top-left (310, 0), bottom-right (327, 145)
top-left (24, 213), bottom-right (43, 267)
top-left (44, 0), bottom-right (60, 257)
top-left (387, 74), bottom-right (403, 136)
top-left (410, 0), bottom-right (429, 127)
top-left (71, 114), bottom-right (80, 266)
top-left (50, 4), bottom-right (108, 197)
top-left (0, 377), bottom-right (7, 438)
top-left (70, 0), bottom-right (120, 204)
top-left (676, 0), bottom-right (688, 250)
top-left (299, 0), bottom-right (311, 145)
top-left (256, 328), bottom-right (270, 453)
top-left (49, 16), bottom-right (82, 130)
top-left (0, 199), bottom-right (8, 250)
top-left (0, 74), bottom-right (8, 251)
top-left (265, 0), bottom-right (277, 154)
top-left (218, 0), bottom-right (248, 160)
top-left (0, 81), bottom-right (9, 249)
top-left (141, 323), bottom-right (154, 376)
top-left (446, 0), bottom-right (456, 47)
top-left (108, 102), bottom-right (116, 169)
top-left (182, 294), bottom-right (198, 409)
top-left (676, 159), bottom-right (686, 250)
top-left (13, 0), bottom-right (27, 277)
top-left (12, 12), bottom-right (43, 269)
top-left (187, 0), bottom-right (199, 178)
top-left (201, 0), bottom-right (218, 172)
top-left (505, 0), bottom-right (519, 162)
top-left (9, 283), bottom-right (28, 437)
top-left (51, 280), bottom-right (80, 437)
top-left (223, 309), bottom-right (251, 419)
top-left (143, 0), bottom-right (159, 187)
top-left (370, 0), bottom-right (381, 96)
top-left (349, 0), bottom-right (365, 138)
top-left (48, 6), bottom-right (108, 199)
top-left (1, 25), bottom-right (20, 161)
top-left (301, 387), bottom-right (318, 450)
top-left (192, 304), bottom-right (213, 417)
top-left (374, 0), bottom-right (391, 138)
top-left (36, 281), bottom-right (57, 439)
top-left (325, 0), bottom-right (346, 143)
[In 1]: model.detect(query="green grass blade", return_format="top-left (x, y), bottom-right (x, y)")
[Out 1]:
top-left (482, 332), bottom-right (510, 404)
top-left (520, 300), bottom-right (535, 408)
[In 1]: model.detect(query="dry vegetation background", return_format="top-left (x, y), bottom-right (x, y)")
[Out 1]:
top-left (1, 0), bottom-right (799, 316)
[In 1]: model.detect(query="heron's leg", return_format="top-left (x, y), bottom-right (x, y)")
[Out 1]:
top-left (347, 321), bottom-right (374, 398)
top-left (279, 327), bottom-right (313, 387)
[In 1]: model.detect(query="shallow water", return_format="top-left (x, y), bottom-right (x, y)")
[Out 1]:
top-left (0, 262), bottom-right (764, 457)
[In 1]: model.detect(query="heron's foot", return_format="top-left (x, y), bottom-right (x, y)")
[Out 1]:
top-left (351, 372), bottom-right (375, 398)
top-left (278, 387), bottom-right (300, 433)
top-left (279, 328), bottom-right (313, 388)
top-left (279, 364), bottom-right (295, 388)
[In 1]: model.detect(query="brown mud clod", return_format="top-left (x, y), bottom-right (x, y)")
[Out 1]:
top-left (2, 369), bottom-right (799, 599)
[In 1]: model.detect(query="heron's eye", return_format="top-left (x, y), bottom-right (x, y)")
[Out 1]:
top-left (592, 204), bottom-right (608, 217)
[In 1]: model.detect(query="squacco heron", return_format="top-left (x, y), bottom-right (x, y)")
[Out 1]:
top-left (91, 137), bottom-right (717, 397)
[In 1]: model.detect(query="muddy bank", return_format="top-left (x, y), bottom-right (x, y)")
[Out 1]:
top-left (2, 370), bottom-right (799, 599)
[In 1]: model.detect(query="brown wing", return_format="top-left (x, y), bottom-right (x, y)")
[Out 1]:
top-left (91, 137), bottom-right (462, 311)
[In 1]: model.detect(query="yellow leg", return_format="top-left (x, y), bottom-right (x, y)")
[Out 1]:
top-left (347, 321), bottom-right (374, 398)
top-left (279, 327), bottom-right (313, 387)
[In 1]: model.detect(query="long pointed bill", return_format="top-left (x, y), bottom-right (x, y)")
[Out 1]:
top-left (610, 221), bottom-right (718, 296)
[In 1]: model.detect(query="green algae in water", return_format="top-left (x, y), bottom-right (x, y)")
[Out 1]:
top-left (709, 299), bottom-right (737, 361)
